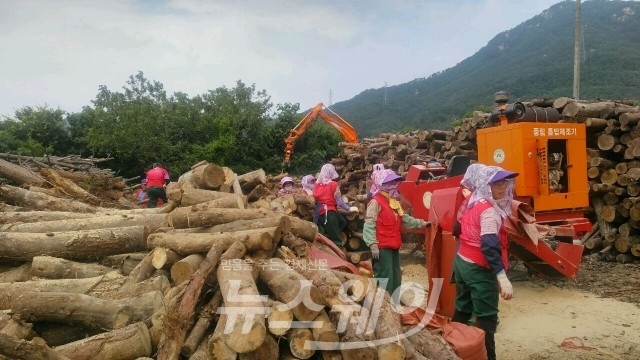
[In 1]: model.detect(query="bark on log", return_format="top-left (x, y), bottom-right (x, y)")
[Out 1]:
top-left (191, 163), bottom-right (226, 190)
top-left (99, 275), bottom-right (170, 301)
top-left (247, 184), bottom-right (270, 202)
top-left (168, 207), bottom-right (270, 229)
top-left (156, 241), bottom-right (245, 360)
top-left (0, 211), bottom-right (95, 225)
top-left (288, 216), bottom-right (319, 242)
top-left (118, 291), bottom-right (163, 322)
top-left (0, 185), bottom-right (99, 213)
top-left (312, 310), bottom-right (340, 344)
top-left (0, 263), bottom-right (31, 282)
top-left (0, 226), bottom-right (147, 261)
top-left (178, 188), bottom-right (234, 207)
top-left (0, 213), bottom-right (167, 234)
top-left (124, 251), bottom-right (156, 285)
top-left (0, 333), bottom-right (69, 360)
top-left (217, 259), bottom-right (266, 353)
top-left (332, 270), bottom-right (373, 303)
top-left (12, 292), bottom-right (132, 330)
top-left (41, 168), bottom-right (101, 205)
top-left (0, 158), bottom-right (46, 186)
top-left (258, 258), bottom-right (323, 321)
top-left (182, 291), bottom-right (222, 357)
top-left (181, 193), bottom-right (247, 211)
top-left (147, 228), bottom-right (275, 255)
top-left (176, 215), bottom-right (291, 235)
top-left (55, 322), bottom-right (152, 360)
top-left (403, 326), bottom-right (459, 360)
top-left (371, 289), bottom-right (405, 360)
top-left (31, 256), bottom-right (112, 279)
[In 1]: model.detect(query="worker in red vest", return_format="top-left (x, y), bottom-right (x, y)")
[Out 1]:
top-left (134, 179), bottom-right (164, 208)
top-left (313, 164), bottom-right (357, 249)
top-left (145, 162), bottom-right (170, 208)
top-left (363, 169), bottom-right (431, 300)
top-left (451, 164), bottom-right (517, 360)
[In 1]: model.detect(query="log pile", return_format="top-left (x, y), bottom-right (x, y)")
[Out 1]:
top-left (327, 98), bottom-right (640, 263)
top-left (0, 161), bottom-right (460, 360)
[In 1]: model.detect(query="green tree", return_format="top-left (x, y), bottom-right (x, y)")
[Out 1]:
top-left (9, 106), bottom-right (70, 156)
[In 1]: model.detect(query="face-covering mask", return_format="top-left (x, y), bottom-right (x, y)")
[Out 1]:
top-left (381, 183), bottom-right (400, 199)
top-left (285, 185), bottom-right (293, 192)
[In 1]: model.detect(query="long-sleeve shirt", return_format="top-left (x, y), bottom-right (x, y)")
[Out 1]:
top-left (362, 199), bottom-right (425, 247)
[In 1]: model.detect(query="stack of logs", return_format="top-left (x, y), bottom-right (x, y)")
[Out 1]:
top-left (0, 161), bottom-right (460, 360)
top-left (329, 97), bottom-right (640, 264)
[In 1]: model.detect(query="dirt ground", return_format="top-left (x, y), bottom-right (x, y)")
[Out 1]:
top-left (399, 250), bottom-right (640, 360)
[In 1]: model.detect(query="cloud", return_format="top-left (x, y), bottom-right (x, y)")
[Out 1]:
top-left (0, 0), bottom-right (560, 117)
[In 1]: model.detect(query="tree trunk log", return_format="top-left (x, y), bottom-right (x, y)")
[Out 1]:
top-left (265, 299), bottom-right (293, 336)
top-left (175, 215), bottom-right (291, 235)
top-left (370, 289), bottom-right (405, 360)
top-left (12, 292), bottom-right (132, 330)
top-left (0, 226), bottom-right (147, 261)
top-left (0, 213), bottom-right (167, 234)
top-left (0, 334), bottom-right (69, 360)
top-left (31, 256), bottom-right (112, 279)
top-left (258, 258), bottom-right (323, 321)
top-left (403, 326), bottom-right (459, 360)
top-left (207, 315), bottom-right (237, 360)
top-left (287, 216), bottom-right (319, 242)
top-left (147, 228), bottom-right (275, 255)
top-left (191, 163), bottom-right (226, 190)
top-left (41, 168), bottom-right (101, 205)
top-left (178, 188), bottom-right (235, 207)
top-left (238, 332), bottom-right (279, 360)
top-left (0, 211), bottom-right (95, 225)
top-left (217, 259), bottom-right (266, 353)
top-left (0, 185), bottom-right (99, 213)
top-left (55, 322), bottom-right (152, 360)
top-left (0, 263), bottom-right (31, 282)
top-left (168, 207), bottom-right (270, 229)
top-left (0, 158), bottom-right (46, 186)
top-left (182, 290), bottom-right (222, 357)
top-left (151, 247), bottom-right (181, 270)
top-left (288, 328), bottom-right (316, 359)
top-left (238, 169), bottom-right (267, 192)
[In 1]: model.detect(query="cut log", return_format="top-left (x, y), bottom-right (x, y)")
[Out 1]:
top-left (288, 216), bottom-right (319, 242)
top-left (41, 168), bottom-right (101, 205)
top-left (191, 163), bottom-right (226, 190)
top-left (0, 213), bottom-right (167, 233)
top-left (182, 291), bottom-right (222, 357)
top-left (0, 211), bottom-right (95, 225)
top-left (265, 299), bottom-right (293, 336)
top-left (312, 310), bottom-right (340, 345)
top-left (258, 258), bottom-right (323, 321)
top-left (0, 318), bottom-right (36, 339)
top-left (0, 185), bottom-right (99, 213)
top-left (217, 259), bottom-right (266, 353)
top-left (175, 215), bottom-right (291, 235)
top-left (179, 188), bottom-right (235, 207)
top-left (332, 270), bottom-right (373, 303)
top-left (31, 256), bottom-right (112, 279)
top-left (0, 226), bottom-right (148, 261)
top-left (597, 134), bottom-right (618, 151)
top-left (99, 275), bottom-right (170, 301)
top-left (404, 326), bottom-right (459, 360)
top-left (180, 193), bottom-right (247, 211)
top-left (151, 248), bottom-right (181, 270)
top-left (55, 322), bottom-right (152, 360)
top-left (207, 314), bottom-right (237, 360)
top-left (288, 328), bottom-right (316, 359)
top-left (118, 291), bottom-right (163, 322)
top-left (147, 228), bottom-right (275, 255)
top-left (0, 333), bottom-right (69, 360)
top-left (156, 241), bottom-right (245, 360)
top-left (238, 332), bottom-right (279, 360)
top-left (33, 323), bottom-right (98, 347)
top-left (168, 207), bottom-right (270, 229)
top-left (12, 292), bottom-right (132, 330)
top-left (124, 251), bottom-right (156, 285)
top-left (0, 263), bottom-right (31, 282)
top-left (171, 254), bottom-right (205, 285)
top-left (0, 158), bottom-right (46, 186)
top-left (370, 289), bottom-right (405, 360)
top-left (238, 169), bottom-right (267, 192)
top-left (247, 184), bottom-right (270, 202)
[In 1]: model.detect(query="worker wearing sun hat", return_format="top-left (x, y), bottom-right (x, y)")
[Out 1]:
top-left (363, 169), bottom-right (431, 300)
top-left (451, 164), bottom-right (518, 360)
top-left (278, 176), bottom-right (295, 196)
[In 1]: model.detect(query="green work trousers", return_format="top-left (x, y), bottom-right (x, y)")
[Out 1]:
top-left (373, 248), bottom-right (401, 299)
top-left (146, 186), bottom-right (167, 208)
top-left (318, 210), bottom-right (346, 248)
top-left (452, 255), bottom-right (500, 318)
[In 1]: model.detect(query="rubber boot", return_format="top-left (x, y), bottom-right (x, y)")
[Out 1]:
top-left (476, 315), bottom-right (498, 360)
top-left (450, 310), bottom-right (472, 325)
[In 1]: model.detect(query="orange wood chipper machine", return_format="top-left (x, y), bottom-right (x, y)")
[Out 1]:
top-left (397, 92), bottom-right (592, 317)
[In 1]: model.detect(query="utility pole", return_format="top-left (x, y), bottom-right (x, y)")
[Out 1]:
top-left (573, 0), bottom-right (581, 100)
top-left (329, 89), bottom-right (333, 106)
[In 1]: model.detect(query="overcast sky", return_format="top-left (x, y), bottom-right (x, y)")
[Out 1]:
top-left (0, 0), bottom-right (563, 118)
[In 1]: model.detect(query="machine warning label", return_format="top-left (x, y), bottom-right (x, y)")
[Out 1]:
top-left (533, 127), bottom-right (578, 137)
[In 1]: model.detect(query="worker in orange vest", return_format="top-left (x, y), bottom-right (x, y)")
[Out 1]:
top-left (145, 162), bottom-right (170, 208)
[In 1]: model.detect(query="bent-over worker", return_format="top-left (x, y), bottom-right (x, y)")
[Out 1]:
top-left (313, 164), bottom-right (357, 249)
top-left (145, 162), bottom-right (170, 208)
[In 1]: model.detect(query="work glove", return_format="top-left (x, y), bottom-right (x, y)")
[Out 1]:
top-left (422, 220), bottom-right (432, 228)
top-left (370, 244), bottom-right (380, 260)
top-left (496, 270), bottom-right (513, 300)
top-left (349, 206), bottom-right (359, 213)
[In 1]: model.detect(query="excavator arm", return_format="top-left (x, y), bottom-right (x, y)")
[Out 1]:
top-left (283, 103), bottom-right (358, 166)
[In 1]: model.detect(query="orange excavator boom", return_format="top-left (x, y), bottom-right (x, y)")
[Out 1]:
top-left (283, 103), bottom-right (358, 166)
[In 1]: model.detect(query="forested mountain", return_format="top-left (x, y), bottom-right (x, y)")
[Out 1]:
top-left (329, 0), bottom-right (640, 137)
